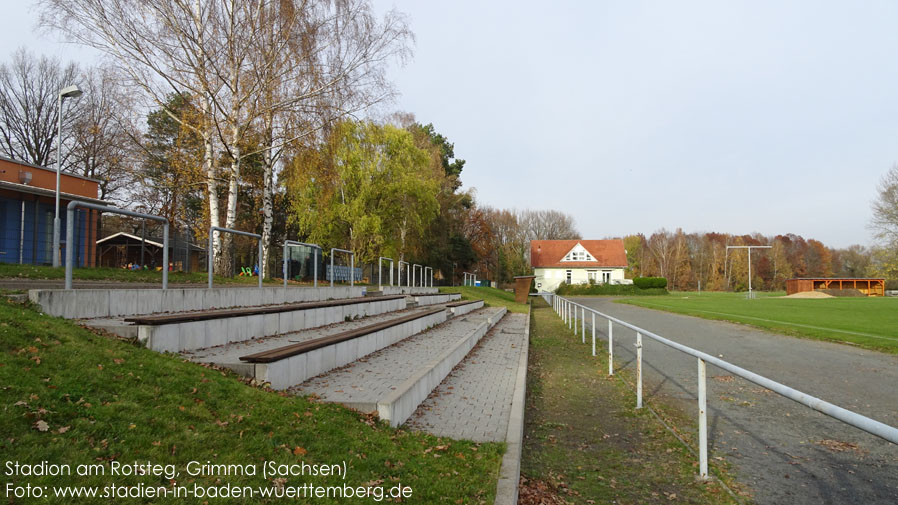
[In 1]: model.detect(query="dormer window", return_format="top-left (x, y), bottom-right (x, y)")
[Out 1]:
top-left (561, 243), bottom-right (595, 262)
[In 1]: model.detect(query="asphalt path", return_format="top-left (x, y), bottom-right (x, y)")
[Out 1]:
top-left (568, 297), bottom-right (898, 505)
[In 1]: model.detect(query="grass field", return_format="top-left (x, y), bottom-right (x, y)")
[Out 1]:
top-left (0, 263), bottom-right (285, 285)
top-left (618, 291), bottom-right (898, 354)
top-left (0, 298), bottom-right (504, 503)
top-left (439, 285), bottom-right (530, 313)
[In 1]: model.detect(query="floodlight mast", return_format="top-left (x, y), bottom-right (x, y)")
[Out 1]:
top-left (726, 245), bottom-right (772, 299)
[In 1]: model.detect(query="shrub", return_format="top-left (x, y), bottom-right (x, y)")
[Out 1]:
top-left (555, 283), bottom-right (667, 296)
top-left (633, 277), bottom-right (667, 289)
top-left (886, 279), bottom-right (898, 291)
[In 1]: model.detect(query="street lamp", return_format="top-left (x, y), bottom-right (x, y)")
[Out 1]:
top-left (52, 84), bottom-right (83, 267)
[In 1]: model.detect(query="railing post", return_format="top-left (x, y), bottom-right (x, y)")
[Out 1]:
top-left (608, 319), bottom-right (614, 376)
top-left (636, 332), bottom-right (643, 409)
top-left (162, 222), bottom-right (169, 290)
top-left (208, 231), bottom-right (214, 289)
top-left (591, 312), bottom-right (596, 356)
top-left (581, 306), bottom-right (586, 343)
top-left (698, 357), bottom-right (709, 480)
top-left (350, 252), bottom-right (354, 287)
top-left (573, 304), bottom-right (577, 334)
top-left (313, 248), bottom-right (318, 287)
top-left (258, 239), bottom-right (263, 288)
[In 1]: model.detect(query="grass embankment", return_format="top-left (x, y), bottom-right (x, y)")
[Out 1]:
top-left (521, 298), bottom-right (738, 505)
top-left (439, 285), bottom-right (530, 313)
top-left (619, 291), bottom-right (898, 354)
top-left (0, 263), bottom-right (288, 286)
top-left (0, 299), bottom-right (504, 504)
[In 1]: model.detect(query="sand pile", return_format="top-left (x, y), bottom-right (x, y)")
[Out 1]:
top-left (784, 291), bottom-right (834, 299)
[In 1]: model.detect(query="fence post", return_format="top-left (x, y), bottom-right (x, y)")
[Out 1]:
top-left (581, 306), bottom-right (586, 344)
top-left (698, 358), bottom-right (709, 480)
top-left (573, 304), bottom-right (577, 334)
top-left (608, 319), bottom-right (614, 376)
top-left (636, 332), bottom-right (643, 409)
top-left (591, 312), bottom-right (596, 356)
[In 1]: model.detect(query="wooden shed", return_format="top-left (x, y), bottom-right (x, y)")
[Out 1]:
top-left (785, 278), bottom-right (885, 297)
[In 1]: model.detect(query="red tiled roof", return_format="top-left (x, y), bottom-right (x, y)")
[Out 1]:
top-left (530, 239), bottom-right (628, 268)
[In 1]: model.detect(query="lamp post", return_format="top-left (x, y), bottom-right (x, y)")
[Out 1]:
top-left (52, 85), bottom-right (83, 267)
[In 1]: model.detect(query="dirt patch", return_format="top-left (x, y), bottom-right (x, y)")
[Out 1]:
top-left (783, 291), bottom-right (833, 299)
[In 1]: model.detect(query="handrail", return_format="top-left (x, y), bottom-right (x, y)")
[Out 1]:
top-left (551, 294), bottom-right (898, 480)
top-left (398, 260), bottom-right (409, 287)
top-left (412, 264), bottom-right (421, 287)
top-left (283, 241), bottom-right (321, 288)
top-left (66, 202), bottom-right (169, 290)
top-left (208, 226), bottom-right (262, 289)
top-left (423, 266), bottom-right (433, 287)
top-left (378, 257), bottom-right (394, 288)
top-left (329, 248), bottom-right (354, 287)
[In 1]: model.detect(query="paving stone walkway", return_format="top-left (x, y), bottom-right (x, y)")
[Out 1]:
top-left (291, 307), bottom-right (504, 408)
top-left (406, 313), bottom-right (528, 442)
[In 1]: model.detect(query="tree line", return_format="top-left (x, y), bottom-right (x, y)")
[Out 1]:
top-left (623, 230), bottom-right (896, 291)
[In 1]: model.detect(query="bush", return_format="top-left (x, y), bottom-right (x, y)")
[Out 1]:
top-left (633, 277), bottom-right (667, 289)
top-left (886, 279), bottom-right (898, 291)
top-left (555, 283), bottom-right (667, 296)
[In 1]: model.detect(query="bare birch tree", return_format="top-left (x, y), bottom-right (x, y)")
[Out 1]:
top-left (40, 0), bottom-right (411, 276)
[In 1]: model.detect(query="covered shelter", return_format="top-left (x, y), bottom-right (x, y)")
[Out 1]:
top-left (786, 278), bottom-right (885, 297)
top-left (97, 231), bottom-right (204, 271)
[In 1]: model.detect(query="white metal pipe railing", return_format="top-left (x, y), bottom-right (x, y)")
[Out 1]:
top-left (66, 202), bottom-right (169, 290)
top-left (330, 248), bottom-right (354, 287)
top-left (379, 257), bottom-right (394, 288)
top-left (412, 264), bottom-right (421, 287)
top-left (398, 260), bottom-right (409, 287)
top-left (209, 226), bottom-right (262, 289)
top-left (423, 266), bottom-right (432, 287)
top-left (551, 294), bottom-right (898, 480)
top-left (283, 241), bottom-right (320, 288)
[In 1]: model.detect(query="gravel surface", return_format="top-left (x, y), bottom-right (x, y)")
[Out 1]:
top-left (570, 297), bottom-right (898, 505)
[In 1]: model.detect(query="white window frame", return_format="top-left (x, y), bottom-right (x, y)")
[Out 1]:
top-left (602, 270), bottom-right (612, 284)
top-left (587, 270), bottom-right (598, 283)
top-left (565, 270), bottom-right (572, 284)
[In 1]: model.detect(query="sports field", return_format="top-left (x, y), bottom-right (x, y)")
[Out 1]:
top-left (618, 291), bottom-right (898, 354)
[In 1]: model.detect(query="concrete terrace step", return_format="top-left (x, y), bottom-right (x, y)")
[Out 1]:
top-left (192, 306), bottom-right (450, 390)
top-left (446, 299), bottom-right (485, 316)
top-left (29, 286), bottom-right (366, 319)
top-left (292, 306), bottom-right (507, 427)
top-left (411, 293), bottom-right (462, 306)
top-left (405, 312), bottom-right (528, 442)
top-left (128, 295), bottom-right (408, 353)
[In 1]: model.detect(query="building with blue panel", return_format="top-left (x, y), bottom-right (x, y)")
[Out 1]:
top-left (0, 156), bottom-right (107, 267)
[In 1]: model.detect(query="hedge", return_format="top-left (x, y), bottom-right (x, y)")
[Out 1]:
top-left (633, 277), bottom-right (668, 289)
top-left (555, 283), bottom-right (668, 296)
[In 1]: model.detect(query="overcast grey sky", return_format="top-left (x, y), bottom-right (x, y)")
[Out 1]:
top-left (6, 1), bottom-right (898, 247)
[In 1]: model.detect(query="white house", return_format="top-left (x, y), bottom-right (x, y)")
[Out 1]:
top-left (530, 239), bottom-right (629, 292)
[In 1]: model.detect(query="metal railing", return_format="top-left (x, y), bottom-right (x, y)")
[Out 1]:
top-left (423, 266), bottom-right (432, 287)
top-left (463, 272), bottom-right (476, 286)
top-left (209, 226), bottom-right (262, 289)
top-left (412, 264), bottom-right (421, 287)
top-left (398, 260), bottom-right (409, 287)
top-left (66, 202), bottom-right (169, 290)
top-left (329, 248), bottom-right (354, 287)
top-left (378, 257), bottom-right (394, 288)
top-left (283, 241), bottom-right (321, 288)
top-left (550, 294), bottom-right (898, 480)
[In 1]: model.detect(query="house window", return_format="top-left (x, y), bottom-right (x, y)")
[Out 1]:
top-left (587, 270), bottom-right (598, 283)
top-left (602, 270), bottom-right (612, 284)
top-left (565, 270), bottom-right (572, 284)
top-left (563, 250), bottom-right (595, 262)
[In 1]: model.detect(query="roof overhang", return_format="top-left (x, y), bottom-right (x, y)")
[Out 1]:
top-left (0, 179), bottom-right (108, 206)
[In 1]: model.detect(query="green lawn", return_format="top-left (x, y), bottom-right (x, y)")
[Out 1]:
top-left (618, 291), bottom-right (898, 354)
top-left (438, 285), bottom-right (530, 313)
top-left (0, 263), bottom-right (289, 285)
top-left (0, 298), bottom-right (503, 504)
